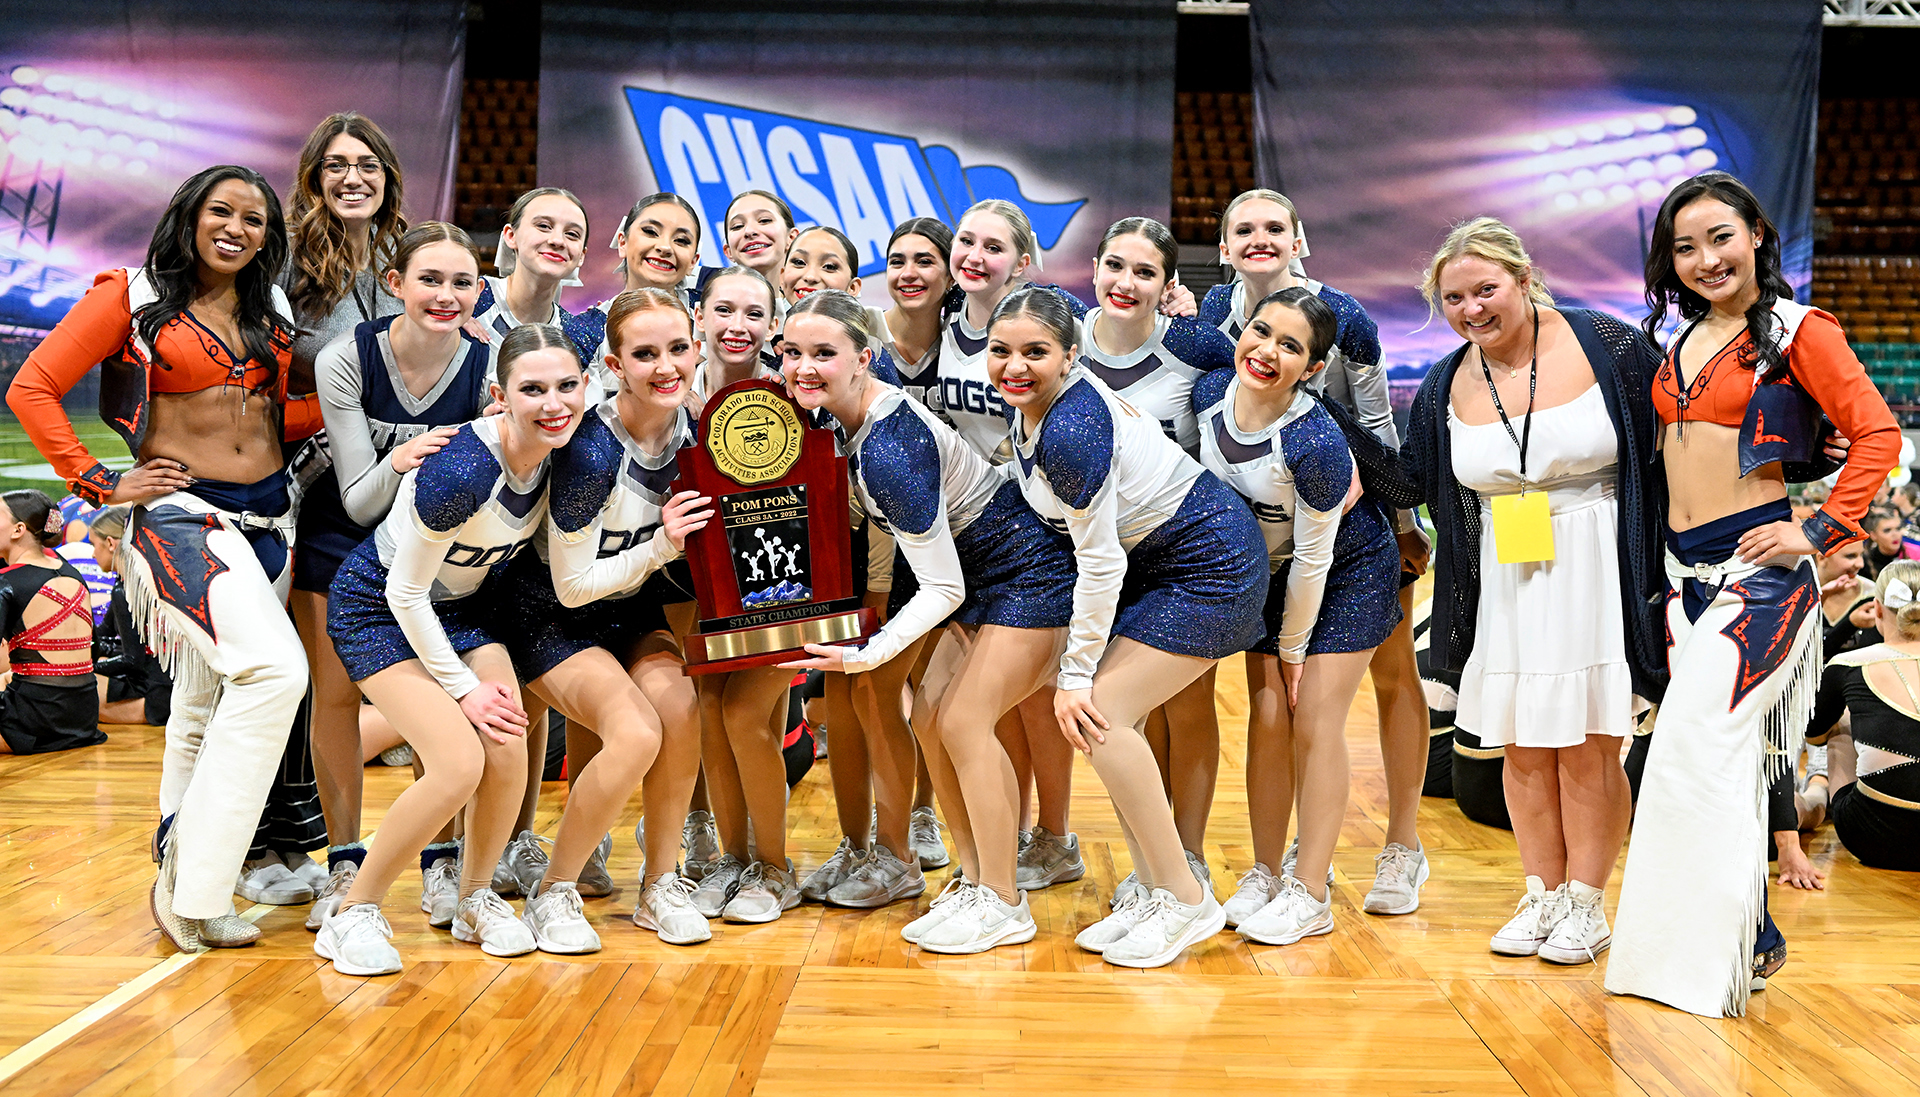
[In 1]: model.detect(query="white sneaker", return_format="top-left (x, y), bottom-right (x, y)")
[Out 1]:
top-left (828, 844), bottom-right (925, 908)
top-left (1222, 863), bottom-right (1279, 928)
top-left (1238, 875), bottom-right (1335, 946)
top-left (1077, 889), bottom-right (1151, 952)
top-left (419, 855), bottom-right (461, 928)
top-left (378, 743), bottom-right (415, 767)
top-left (1363, 843), bottom-right (1430, 916)
top-left (691, 854), bottom-right (746, 918)
top-left (918, 885), bottom-right (1037, 954)
top-left (452, 889), bottom-right (537, 956)
top-left (1109, 871), bottom-right (1147, 911)
top-left (909, 806), bottom-right (950, 869)
top-left (682, 811), bottom-right (721, 880)
top-left (1538, 882), bottom-right (1609, 965)
top-left (1103, 887), bottom-right (1227, 968)
top-left (496, 830), bottom-right (551, 897)
top-left (903, 873), bottom-right (971, 944)
top-left (1281, 837), bottom-right (1335, 889)
top-left (1490, 877), bottom-right (1567, 957)
top-left (280, 850), bottom-right (330, 893)
top-left (1185, 850), bottom-right (1213, 892)
top-left (523, 882), bottom-right (601, 954)
top-left (577, 833), bottom-right (614, 898)
top-left (633, 873), bottom-right (711, 945)
top-left (236, 857), bottom-right (312, 905)
top-left (1016, 826), bottom-right (1085, 890)
top-left (800, 838), bottom-right (864, 903)
top-left (305, 861), bottom-right (357, 932)
top-left (315, 902), bottom-right (402, 976)
top-left (722, 860), bottom-right (801, 924)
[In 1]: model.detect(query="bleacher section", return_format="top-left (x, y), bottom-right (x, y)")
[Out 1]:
top-left (1171, 92), bottom-right (1256, 246)
top-left (454, 78), bottom-right (539, 252)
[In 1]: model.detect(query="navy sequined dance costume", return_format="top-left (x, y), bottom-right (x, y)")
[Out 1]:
top-left (328, 416), bottom-right (548, 691)
top-left (941, 285), bottom-right (1087, 461)
top-left (838, 388), bottom-right (1075, 672)
top-left (473, 277), bottom-right (605, 383)
top-left (300, 315), bottom-right (492, 593)
top-left (1076, 310), bottom-right (1234, 456)
top-left (501, 399), bottom-right (699, 681)
top-left (1194, 371), bottom-right (1400, 660)
top-left (1200, 278), bottom-right (1395, 447)
top-left (1008, 366), bottom-right (1265, 689)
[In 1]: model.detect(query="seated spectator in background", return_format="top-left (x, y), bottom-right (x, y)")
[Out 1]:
top-left (1890, 482), bottom-right (1919, 526)
top-left (85, 507), bottom-right (171, 727)
top-left (0, 489), bottom-right (104, 753)
top-left (53, 498), bottom-right (113, 626)
top-left (1810, 560), bottom-right (1920, 873)
top-left (1864, 509), bottom-right (1917, 580)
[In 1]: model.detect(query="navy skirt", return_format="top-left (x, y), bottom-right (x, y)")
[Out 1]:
top-left (293, 468), bottom-right (371, 594)
top-left (1253, 497), bottom-right (1403, 657)
top-left (927, 477), bottom-right (1077, 630)
top-left (1112, 472), bottom-right (1267, 659)
top-left (327, 539), bottom-right (504, 683)
top-left (499, 550), bottom-right (690, 682)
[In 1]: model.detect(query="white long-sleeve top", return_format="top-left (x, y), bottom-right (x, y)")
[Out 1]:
top-left (543, 399), bottom-right (695, 608)
top-left (1200, 278), bottom-right (1397, 447)
top-left (1008, 367), bottom-right (1201, 690)
top-left (1076, 309), bottom-right (1235, 455)
top-left (313, 320), bottom-right (491, 528)
top-left (374, 415), bottom-right (548, 698)
top-left (837, 388), bottom-right (1003, 673)
top-left (1195, 374), bottom-right (1353, 663)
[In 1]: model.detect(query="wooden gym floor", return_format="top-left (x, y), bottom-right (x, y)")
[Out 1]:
top-left (1, 659), bottom-right (1918, 1096)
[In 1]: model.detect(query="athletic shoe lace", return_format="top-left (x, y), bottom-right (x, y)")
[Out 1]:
top-left (1374, 844), bottom-right (1416, 887)
top-left (927, 875), bottom-right (969, 910)
top-left (539, 882), bottom-right (585, 920)
top-left (1275, 875), bottom-right (1317, 921)
top-left (1235, 863), bottom-right (1276, 898)
top-left (426, 858), bottom-right (459, 892)
top-left (341, 902), bottom-right (393, 939)
top-left (820, 839), bottom-right (861, 876)
top-left (521, 833), bottom-right (553, 871)
top-left (737, 861), bottom-right (768, 892)
top-left (1554, 898), bottom-right (1604, 962)
top-left (911, 810), bottom-right (943, 842)
top-left (470, 890), bottom-right (518, 927)
top-left (1130, 891), bottom-right (1183, 939)
top-left (651, 873), bottom-right (699, 910)
top-left (319, 863), bottom-right (356, 899)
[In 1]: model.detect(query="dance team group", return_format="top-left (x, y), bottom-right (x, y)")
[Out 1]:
top-left (3, 110), bottom-right (1903, 1020)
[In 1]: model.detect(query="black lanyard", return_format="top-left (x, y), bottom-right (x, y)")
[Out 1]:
top-left (1477, 303), bottom-right (1541, 486)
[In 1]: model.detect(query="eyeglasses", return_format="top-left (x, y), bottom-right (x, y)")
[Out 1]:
top-left (320, 158), bottom-right (385, 180)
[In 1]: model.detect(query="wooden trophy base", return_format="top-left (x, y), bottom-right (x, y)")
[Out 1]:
top-left (682, 604), bottom-right (879, 675)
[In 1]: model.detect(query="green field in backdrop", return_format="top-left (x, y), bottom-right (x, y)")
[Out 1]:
top-left (0, 414), bottom-right (132, 497)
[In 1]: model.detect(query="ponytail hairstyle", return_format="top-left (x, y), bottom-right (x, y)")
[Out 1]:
top-left (606, 286), bottom-right (695, 358)
top-left (2, 489), bottom-right (61, 549)
top-left (1097, 216), bottom-right (1180, 288)
top-left (988, 285), bottom-right (1078, 352)
top-left (388, 221), bottom-right (482, 280)
top-left (287, 112), bottom-right (409, 324)
top-left (961, 199), bottom-right (1039, 268)
top-left (495, 322), bottom-right (580, 387)
top-left (1642, 171), bottom-right (1793, 383)
top-left (786, 288), bottom-right (874, 351)
top-left (1252, 286), bottom-right (1339, 366)
top-left (1418, 216), bottom-right (1554, 319)
top-left (138, 165), bottom-right (293, 395)
top-left (1877, 558), bottom-right (1920, 640)
top-left (89, 504), bottom-right (132, 541)
top-left (615, 192), bottom-right (702, 278)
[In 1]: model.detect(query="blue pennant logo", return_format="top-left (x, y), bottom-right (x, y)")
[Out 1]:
top-left (623, 87), bottom-right (1087, 277)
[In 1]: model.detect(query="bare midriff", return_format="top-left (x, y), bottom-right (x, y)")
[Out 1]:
top-left (143, 386), bottom-right (286, 483)
top-left (1661, 420), bottom-right (1786, 532)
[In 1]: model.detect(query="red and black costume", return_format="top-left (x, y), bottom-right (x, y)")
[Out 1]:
top-left (0, 557), bottom-right (105, 754)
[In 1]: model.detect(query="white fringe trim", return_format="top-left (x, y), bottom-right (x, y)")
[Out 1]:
top-left (120, 546), bottom-right (222, 707)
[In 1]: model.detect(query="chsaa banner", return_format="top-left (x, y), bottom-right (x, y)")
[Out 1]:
top-left (1249, 0), bottom-right (1819, 368)
top-left (540, 0), bottom-right (1174, 306)
top-left (0, 0), bottom-right (465, 333)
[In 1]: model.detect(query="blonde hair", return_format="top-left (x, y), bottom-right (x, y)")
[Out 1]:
top-left (1419, 216), bottom-right (1554, 313)
top-left (1218, 188), bottom-right (1301, 243)
top-left (960, 199), bottom-right (1038, 265)
top-left (1878, 559), bottom-right (1920, 639)
top-left (785, 288), bottom-right (874, 350)
top-left (606, 287), bottom-right (694, 357)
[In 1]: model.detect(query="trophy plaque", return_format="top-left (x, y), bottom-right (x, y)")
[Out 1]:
top-left (674, 378), bottom-right (878, 674)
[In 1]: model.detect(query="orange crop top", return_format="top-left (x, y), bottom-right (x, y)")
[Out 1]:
top-left (7, 269), bottom-right (320, 504)
top-left (1651, 307), bottom-right (1900, 553)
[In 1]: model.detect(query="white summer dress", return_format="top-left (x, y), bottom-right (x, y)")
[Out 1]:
top-left (1449, 383), bottom-right (1636, 748)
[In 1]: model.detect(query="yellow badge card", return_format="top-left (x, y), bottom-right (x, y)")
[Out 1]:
top-left (1491, 490), bottom-right (1554, 564)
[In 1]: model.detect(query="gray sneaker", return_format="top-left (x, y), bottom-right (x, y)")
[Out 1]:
top-left (577, 832), bottom-right (614, 898)
top-left (1110, 852), bottom-right (1209, 910)
top-left (800, 838), bottom-right (864, 903)
top-left (909, 806), bottom-right (950, 870)
top-left (1016, 826), bottom-right (1085, 891)
top-left (691, 854), bottom-right (746, 918)
top-left (306, 861), bottom-right (357, 932)
top-left (522, 881), bottom-right (601, 954)
top-left (682, 811), bottom-right (721, 880)
top-left (1281, 837), bottom-right (1335, 890)
top-left (504, 830), bottom-right (553, 896)
top-left (419, 855), bottom-right (461, 928)
top-left (1362, 843), bottom-right (1429, 916)
top-left (1110, 871), bottom-right (1147, 911)
top-left (827, 845), bottom-right (926, 908)
top-left (722, 859), bottom-right (801, 923)
top-left (633, 872), bottom-right (711, 945)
